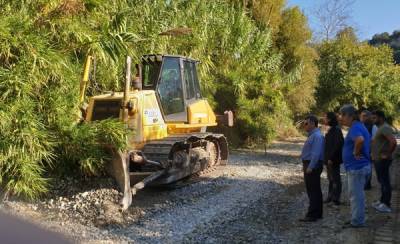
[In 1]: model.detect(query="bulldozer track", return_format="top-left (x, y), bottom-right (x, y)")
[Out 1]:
top-left (142, 135), bottom-right (188, 164)
top-left (161, 148), bottom-right (223, 190)
top-left (195, 163), bottom-right (218, 176)
top-left (142, 133), bottom-right (225, 164)
top-left (163, 166), bottom-right (219, 190)
top-left (141, 133), bottom-right (226, 188)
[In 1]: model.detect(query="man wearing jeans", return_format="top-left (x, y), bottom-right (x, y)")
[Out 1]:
top-left (340, 105), bottom-right (371, 228)
top-left (299, 115), bottom-right (325, 222)
top-left (371, 110), bottom-right (397, 213)
top-left (360, 110), bottom-right (378, 190)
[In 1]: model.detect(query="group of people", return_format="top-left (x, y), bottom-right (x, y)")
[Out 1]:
top-left (300, 104), bottom-right (397, 228)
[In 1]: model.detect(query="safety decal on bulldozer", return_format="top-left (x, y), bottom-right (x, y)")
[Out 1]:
top-left (144, 108), bottom-right (163, 125)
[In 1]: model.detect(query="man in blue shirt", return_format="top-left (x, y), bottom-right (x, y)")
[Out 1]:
top-left (340, 104), bottom-right (371, 228)
top-left (299, 115), bottom-right (325, 222)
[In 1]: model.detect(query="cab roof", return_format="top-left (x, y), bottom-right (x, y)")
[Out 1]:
top-left (142, 54), bottom-right (199, 63)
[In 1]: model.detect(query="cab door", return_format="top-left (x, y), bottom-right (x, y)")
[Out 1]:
top-left (182, 60), bottom-right (215, 126)
top-left (156, 57), bottom-right (187, 122)
top-left (183, 60), bottom-right (202, 103)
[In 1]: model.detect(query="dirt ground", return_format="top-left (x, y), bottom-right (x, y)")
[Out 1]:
top-left (0, 138), bottom-right (397, 243)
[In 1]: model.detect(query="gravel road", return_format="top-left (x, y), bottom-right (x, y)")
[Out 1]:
top-left (1, 138), bottom-right (392, 243)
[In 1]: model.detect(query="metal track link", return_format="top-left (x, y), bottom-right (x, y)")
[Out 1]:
top-left (167, 162), bottom-right (219, 190)
top-left (142, 135), bottom-right (190, 164)
top-left (139, 133), bottom-right (227, 186)
top-left (142, 133), bottom-right (219, 164)
top-left (195, 163), bottom-right (218, 177)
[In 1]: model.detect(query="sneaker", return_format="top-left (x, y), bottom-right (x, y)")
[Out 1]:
top-left (374, 203), bottom-right (392, 213)
top-left (372, 201), bottom-right (381, 208)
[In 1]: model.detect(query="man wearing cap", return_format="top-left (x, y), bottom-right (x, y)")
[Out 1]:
top-left (340, 104), bottom-right (371, 228)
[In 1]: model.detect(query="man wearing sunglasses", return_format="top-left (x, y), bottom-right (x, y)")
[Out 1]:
top-left (299, 115), bottom-right (325, 222)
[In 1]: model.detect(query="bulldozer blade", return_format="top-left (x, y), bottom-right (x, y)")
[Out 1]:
top-left (131, 170), bottom-right (166, 196)
top-left (108, 150), bottom-right (167, 210)
top-left (108, 150), bottom-right (132, 210)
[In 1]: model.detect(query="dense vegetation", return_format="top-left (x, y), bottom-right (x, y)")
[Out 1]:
top-left (0, 0), bottom-right (317, 198)
top-left (0, 0), bottom-right (398, 198)
top-left (316, 28), bottom-right (400, 120)
top-left (369, 30), bottom-right (400, 64)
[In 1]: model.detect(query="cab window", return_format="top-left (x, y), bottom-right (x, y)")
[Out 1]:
top-left (184, 61), bottom-right (202, 100)
top-left (142, 59), bottom-right (161, 90)
top-left (191, 62), bottom-right (201, 98)
top-left (184, 61), bottom-right (196, 99)
top-left (157, 57), bottom-right (185, 115)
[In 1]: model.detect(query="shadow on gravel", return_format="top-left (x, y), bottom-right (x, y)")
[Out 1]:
top-left (181, 180), bottom-right (306, 244)
top-left (231, 151), bottom-right (302, 166)
top-left (105, 176), bottom-right (299, 243)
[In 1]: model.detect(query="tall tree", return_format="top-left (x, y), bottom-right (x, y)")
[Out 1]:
top-left (315, 27), bottom-right (400, 118)
top-left (276, 6), bottom-right (318, 116)
top-left (313, 0), bottom-right (355, 40)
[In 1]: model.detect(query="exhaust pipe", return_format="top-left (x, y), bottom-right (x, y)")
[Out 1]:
top-left (133, 64), bottom-right (143, 90)
top-left (122, 56), bottom-right (132, 123)
top-left (119, 56), bottom-right (132, 210)
top-left (79, 55), bottom-right (93, 104)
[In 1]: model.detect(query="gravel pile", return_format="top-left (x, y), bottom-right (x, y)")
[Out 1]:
top-left (40, 188), bottom-right (123, 226)
top-left (3, 176), bottom-right (146, 230)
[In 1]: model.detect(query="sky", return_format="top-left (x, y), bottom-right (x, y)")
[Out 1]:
top-left (286, 0), bottom-right (400, 40)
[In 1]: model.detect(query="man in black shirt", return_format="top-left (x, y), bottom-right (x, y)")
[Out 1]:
top-left (324, 112), bottom-right (344, 205)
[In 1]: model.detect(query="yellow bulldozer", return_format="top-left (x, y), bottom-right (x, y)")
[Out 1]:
top-left (80, 54), bottom-right (233, 209)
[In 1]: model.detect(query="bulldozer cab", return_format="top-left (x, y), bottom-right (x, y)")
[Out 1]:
top-left (141, 55), bottom-right (202, 123)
